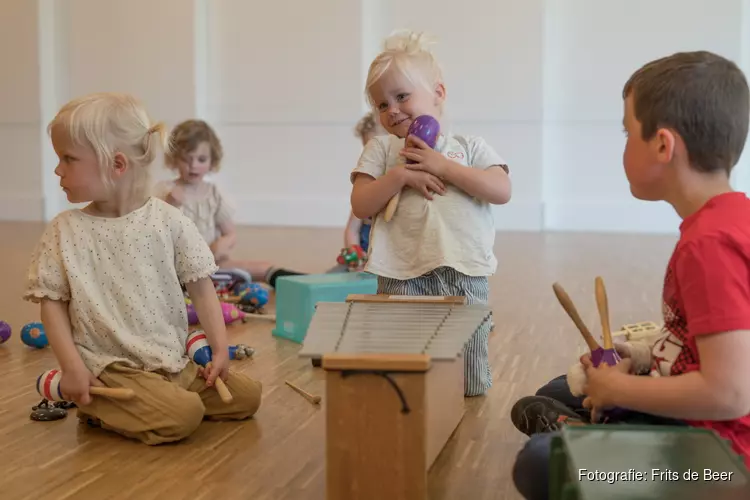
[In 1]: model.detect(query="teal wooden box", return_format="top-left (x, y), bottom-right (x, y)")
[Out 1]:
top-left (271, 272), bottom-right (378, 344)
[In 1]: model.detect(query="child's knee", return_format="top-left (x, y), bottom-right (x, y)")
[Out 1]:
top-left (153, 391), bottom-right (206, 442)
top-left (512, 434), bottom-right (554, 499)
top-left (227, 373), bottom-right (263, 417)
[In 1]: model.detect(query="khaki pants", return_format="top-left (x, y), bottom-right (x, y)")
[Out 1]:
top-left (77, 361), bottom-right (262, 445)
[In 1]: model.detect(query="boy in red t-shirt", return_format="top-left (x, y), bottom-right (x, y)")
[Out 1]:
top-left (511, 51), bottom-right (750, 500)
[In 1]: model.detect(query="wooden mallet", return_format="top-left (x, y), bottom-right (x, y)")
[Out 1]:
top-left (285, 380), bottom-right (321, 405)
top-left (593, 276), bottom-right (622, 367)
top-left (552, 282), bottom-right (605, 364)
top-left (186, 331), bottom-right (234, 404)
top-left (37, 369), bottom-right (135, 401)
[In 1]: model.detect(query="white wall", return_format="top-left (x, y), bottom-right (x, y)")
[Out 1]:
top-left (0, 0), bottom-right (43, 221)
top-left (0, 0), bottom-right (748, 234)
top-left (543, 0), bottom-right (750, 233)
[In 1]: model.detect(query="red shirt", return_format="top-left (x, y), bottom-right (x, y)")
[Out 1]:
top-left (652, 191), bottom-right (750, 467)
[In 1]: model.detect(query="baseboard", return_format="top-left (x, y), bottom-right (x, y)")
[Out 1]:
top-left (543, 200), bottom-right (681, 234)
top-left (0, 193), bottom-right (43, 222)
top-left (231, 196), bottom-right (544, 231)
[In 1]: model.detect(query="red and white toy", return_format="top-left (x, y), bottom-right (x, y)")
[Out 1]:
top-left (36, 369), bottom-right (135, 401)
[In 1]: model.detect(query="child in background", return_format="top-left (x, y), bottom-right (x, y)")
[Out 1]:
top-left (350, 31), bottom-right (512, 396)
top-left (159, 119), bottom-right (305, 287)
top-left (343, 112), bottom-right (386, 253)
top-left (511, 51), bottom-right (750, 499)
top-left (23, 93), bottom-right (262, 445)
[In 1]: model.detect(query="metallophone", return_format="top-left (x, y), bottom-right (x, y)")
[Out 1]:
top-left (298, 293), bottom-right (493, 500)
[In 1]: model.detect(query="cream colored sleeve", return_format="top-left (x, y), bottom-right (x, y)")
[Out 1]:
top-left (170, 212), bottom-right (219, 284)
top-left (468, 136), bottom-right (509, 174)
top-left (213, 184), bottom-right (235, 226)
top-left (351, 135), bottom-right (389, 183)
top-left (23, 218), bottom-right (71, 303)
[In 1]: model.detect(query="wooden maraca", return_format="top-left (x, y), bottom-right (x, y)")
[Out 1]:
top-left (186, 331), bottom-right (234, 404)
top-left (36, 369), bottom-right (135, 401)
top-left (384, 115), bottom-right (441, 222)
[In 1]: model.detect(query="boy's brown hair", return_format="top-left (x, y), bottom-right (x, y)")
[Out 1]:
top-left (623, 51), bottom-right (749, 175)
top-left (165, 119), bottom-right (224, 172)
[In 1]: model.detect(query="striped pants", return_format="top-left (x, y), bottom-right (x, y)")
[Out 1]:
top-left (377, 267), bottom-right (493, 397)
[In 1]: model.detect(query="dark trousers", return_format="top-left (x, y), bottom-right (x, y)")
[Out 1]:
top-left (512, 374), bottom-right (685, 500)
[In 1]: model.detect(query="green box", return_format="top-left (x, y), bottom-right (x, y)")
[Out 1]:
top-left (549, 425), bottom-right (750, 500)
top-left (271, 272), bottom-right (378, 344)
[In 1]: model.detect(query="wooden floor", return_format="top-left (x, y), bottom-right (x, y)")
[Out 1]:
top-left (0, 221), bottom-right (677, 499)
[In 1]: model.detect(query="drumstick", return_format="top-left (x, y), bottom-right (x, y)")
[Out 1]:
top-left (594, 276), bottom-right (613, 349)
top-left (552, 282), bottom-right (601, 352)
top-left (285, 380), bottom-right (321, 405)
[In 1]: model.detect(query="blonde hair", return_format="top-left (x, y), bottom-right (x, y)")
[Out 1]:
top-left (354, 111), bottom-right (384, 140)
top-left (165, 119), bottom-right (224, 172)
top-left (48, 92), bottom-right (166, 200)
top-left (365, 30), bottom-right (444, 108)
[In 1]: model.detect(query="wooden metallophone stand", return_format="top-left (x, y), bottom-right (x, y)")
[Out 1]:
top-left (299, 293), bottom-right (493, 500)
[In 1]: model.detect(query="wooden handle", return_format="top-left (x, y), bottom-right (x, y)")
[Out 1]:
top-left (206, 362), bottom-right (234, 404)
top-left (89, 386), bottom-right (136, 401)
top-left (552, 282), bottom-right (600, 351)
top-left (594, 276), bottom-right (613, 349)
top-left (214, 377), bottom-right (234, 404)
top-left (384, 190), bottom-right (401, 222)
top-left (285, 380), bottom-right (321, 405)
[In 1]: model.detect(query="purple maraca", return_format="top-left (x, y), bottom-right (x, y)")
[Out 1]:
top-left (383, 115), bottom-right (441, 222)
top-left (405, 115), bottom-right (440, 160)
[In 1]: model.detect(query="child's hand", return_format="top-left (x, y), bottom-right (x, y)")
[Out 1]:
top-left (201, 350), bottom-right (230, 387)
top-left (60, 367), bottom-right (104, 406)
top-left (400, 135), bottom-right (451, 179)
top-left (400, 168), bottom-right (447, 200)
top-left (210, 236), bottom-right (234, 262)
top-left (581, 356), bottom-right (633, 422)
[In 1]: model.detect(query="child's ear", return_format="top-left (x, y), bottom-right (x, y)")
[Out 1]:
top-left (653, 127), bottom-right (677, 164)
top-left (434, 82), bottom-right (446, 104)
top-left (113, 152), bottom-right (129, 176)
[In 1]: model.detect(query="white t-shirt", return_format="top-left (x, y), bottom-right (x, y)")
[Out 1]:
top-left (23, 197), bottom-right (219, 376)
top-left (154, 180), bottom-right (234, 247)
top-left (351, 133), bottom-right (508, 280)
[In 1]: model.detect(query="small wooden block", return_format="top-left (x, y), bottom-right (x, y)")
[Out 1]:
top-left (618, 321), bottom-right (661, 340)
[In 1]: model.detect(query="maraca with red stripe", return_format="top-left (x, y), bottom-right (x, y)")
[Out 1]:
top-left (37, 369), bottom-right (135, 401)
top-left (186, 331), bottom-right (234, 403)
